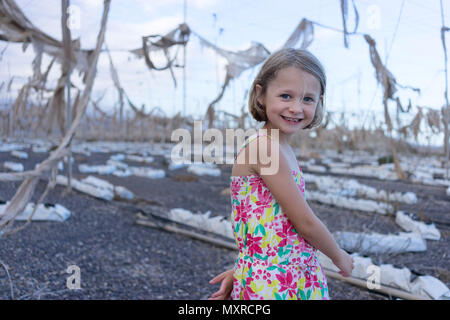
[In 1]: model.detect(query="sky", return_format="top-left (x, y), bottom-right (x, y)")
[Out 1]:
top-left (1, 0), bottom-right (449, 146)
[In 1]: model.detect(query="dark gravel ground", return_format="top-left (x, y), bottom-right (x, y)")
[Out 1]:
top-left (0, 145), bottom-right (448, 300)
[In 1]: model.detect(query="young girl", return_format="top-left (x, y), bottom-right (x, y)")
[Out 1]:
top-left (209, 48), bottom-right (354, 300)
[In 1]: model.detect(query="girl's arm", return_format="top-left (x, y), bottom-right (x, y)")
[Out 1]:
top-left (253, 136), bottom-right (353, 276)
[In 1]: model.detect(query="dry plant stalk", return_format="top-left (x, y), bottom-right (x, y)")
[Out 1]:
top-left (0, 0), bottom-right (111, 236)
top-left (364, 34), bottom-right (407, 179)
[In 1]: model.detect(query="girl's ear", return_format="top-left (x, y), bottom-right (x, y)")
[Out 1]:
top-left (255, 84), bottom-right (265, 106)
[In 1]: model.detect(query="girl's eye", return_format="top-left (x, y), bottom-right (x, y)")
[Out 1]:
top-left (280, 94), bottom-right (291, 99)
top-left (304, 97), bottom-right (314, 103)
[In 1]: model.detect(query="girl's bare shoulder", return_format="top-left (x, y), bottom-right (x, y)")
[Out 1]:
top-left (232, 134), bottom-right (279, 176)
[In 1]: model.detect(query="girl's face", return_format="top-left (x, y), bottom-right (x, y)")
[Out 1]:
top-left (256, 66), bottom-right (322, 137)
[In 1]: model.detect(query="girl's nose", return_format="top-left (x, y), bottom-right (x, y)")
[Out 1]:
top-left (289, 99), bottom-right (303, 113)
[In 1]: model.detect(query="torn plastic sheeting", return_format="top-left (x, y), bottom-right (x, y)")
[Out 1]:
top-left (0, 201), bottom-right (70, 222)
top-left (395, 211), bottom-right (441, 241)
top-left (0, 0), bottom-right (94, 74)
top-left (379, 264), bottom-right (412, 293)
top-left (333, 231), bottom-right (427, 254)
top-left (411, 275), bottom-right (450, 300)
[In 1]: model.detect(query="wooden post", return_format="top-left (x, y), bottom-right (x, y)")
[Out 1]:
top-left (62, 0), bottom-right (73, 191)
top-left (440, 0), bottom-right (450, 179)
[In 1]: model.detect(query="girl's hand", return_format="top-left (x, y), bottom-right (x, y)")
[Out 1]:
top-left (208, 269), bottom-right (234, 300)
top-left (332, 249), bottom-right (354, 277)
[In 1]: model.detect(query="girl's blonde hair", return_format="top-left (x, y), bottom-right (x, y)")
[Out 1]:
top-left (248, 48), bottom-right (326, 130)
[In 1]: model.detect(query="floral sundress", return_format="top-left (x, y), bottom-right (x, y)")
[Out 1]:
top-left (229, 131), bottom-right (329, 300)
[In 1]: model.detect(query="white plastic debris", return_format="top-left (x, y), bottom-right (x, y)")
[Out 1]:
top-left (126, 154), bottom-right (154, 163)
top-left (110, 154), bottom-right (126, 161)
top-left (106, 159), bottom-right (128, 170)
top-left (3, 161), bottom-right (24, 172)
top-left (0, 143), bottom-right (25, 152)
top-left (131, 167), bottom-right (165, 179)
top-left (329, 165), bottom-right (398, 181)
top-left (395, 211), bottom-right (441, 240)
top-left (402, 192), bottom-right (418, 205)
top-left (81, 175), bottom-right (134, 200)
top-left (379, 264), bottom-right (412, 292)
top-left (78, 164), bottom-right (116, 175)
top-left (115, 186), bottom-right (134, 200)
top-left (305, 174), bottom-right (418, 205)
top-left (32, 145), bottom-right (50, 153)
top-left (56, 175), bottom-right (114, 201)
top-left (307, 190), bottom-right (393, 214)
top-left (411, 275), bottom-right (450, 300)
top-left (333, 231), bottom-right (427, 254)
top-left (112, 168), bottom-right (133, 177)
top-left (187, 163), bottom-right (221, 177)
top-left (168, 208), bottom-right (233, 240)
top-left (11, 150), bottom-right (28, 159)
top-left (0, 202), bottom-right (70, 222)
top-left (168, 161), bottom-right (188, 171)
top-left (82, 175), bottom-right (114, 190)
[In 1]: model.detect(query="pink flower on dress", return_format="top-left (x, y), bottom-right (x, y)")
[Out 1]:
top-left (276, 220), bottom-right (298, 247)
top-left (231, 180), bottom-right (242, 198)
top-left (304, 271), bottom-right (321, 289)
top-left (253, 189), bottom-right (273, 216)
top-left (249, 176), bottom-right (263, 194)
top-left (246, 233), bottom-right (263, 256)
top-left (235, 196), bottom-right (252, 223)
top-left (243, 277), bottom-right (259, 299)
top-left (276, 270), bottom-right (297, 297)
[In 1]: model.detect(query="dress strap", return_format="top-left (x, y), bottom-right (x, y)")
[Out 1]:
top-left (234, 130), bottom-right (273, 161)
